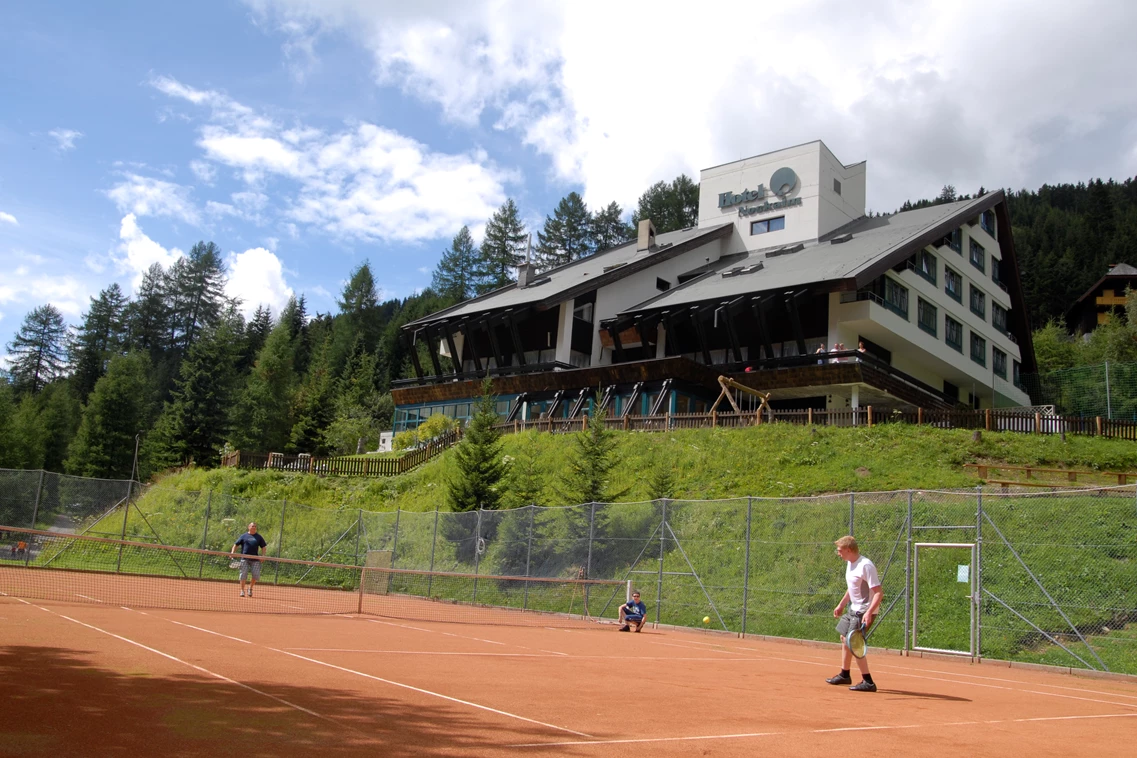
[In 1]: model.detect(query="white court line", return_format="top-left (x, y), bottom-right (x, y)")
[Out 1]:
top-left (133, 611), bottom-right (594, 739)
top-left (284, 648), bottom-right (764, 662)
top-left (13, 598), bottom-right (351, 731)
top-left (75, 594), bottom-right (105, 603)
top-left (622, 634), bottom-right (1137, 711)
top-left (366, 617), bottom-right (569, 656)
top-left (264, 646), bottom-right (593, 737)
top-left (507, 712), bottom-right (1137, 748)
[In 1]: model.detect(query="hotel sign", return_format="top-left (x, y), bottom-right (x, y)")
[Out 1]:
top-left (718, 166), bottom-right (803, 217)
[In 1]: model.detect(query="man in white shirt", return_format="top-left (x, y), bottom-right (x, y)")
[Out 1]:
top-left (827, 535), bottom-right (883, 692)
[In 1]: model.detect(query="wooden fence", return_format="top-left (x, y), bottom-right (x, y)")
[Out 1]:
top-left (493, 406), bottom-right (1137, 439)
top-left (221, 406), bottom-right (1137, 479)
top-left (221, 429), bottom-right (462, 477)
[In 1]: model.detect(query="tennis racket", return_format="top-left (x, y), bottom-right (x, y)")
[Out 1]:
top-left (229, 559), bottom-right (241, 570)
top-left (846, 621), bottom-right (868, 659)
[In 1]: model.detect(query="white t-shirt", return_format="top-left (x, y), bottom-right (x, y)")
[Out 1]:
top-left (845, 555), bottom-right (881, 612)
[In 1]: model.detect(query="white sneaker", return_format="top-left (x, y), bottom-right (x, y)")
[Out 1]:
top-left (239, 591), bottom-right (245, 597)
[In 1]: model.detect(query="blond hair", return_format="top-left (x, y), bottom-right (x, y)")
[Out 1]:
top-left (834, 535), bottom-right (858, 551)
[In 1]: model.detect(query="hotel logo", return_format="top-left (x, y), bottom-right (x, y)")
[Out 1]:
top-left (718, 166), bottom-right (803, 217)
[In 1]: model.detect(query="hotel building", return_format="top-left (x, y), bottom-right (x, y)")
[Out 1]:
top-left (391, 141), bottom-right (1035, 431)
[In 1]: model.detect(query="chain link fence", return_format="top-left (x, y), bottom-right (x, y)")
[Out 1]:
top-left (1021, 360), bottom-right (1137, 419)
top-left (2, 468), bottom-right (1136, 675)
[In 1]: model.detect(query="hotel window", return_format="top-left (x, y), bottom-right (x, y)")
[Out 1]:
top-left (1013, 359), bottom-right (1022, 389)
top-left (941, 228), bottom-right (962, 253)
top-left (970, 238), bottom-right (986, 273)
top-left (993, 347), bottom-right (1007, 379)
top-left (992, 303), bottom-right (1008, 335)
top-left (969, 285), bottom-right (986, 320)
top-left (917, 298), bottom-right (937, 337)
top-left (751, 216), bottom-right (786, 235)
top-left (945, 267), bottom-right (962, 302)
top-left (833, 178), bottom-right (842, 195)
top-left (991, 256), bottom-right (1004, 287)
top-left (945, 315), bottom-right (963, 352)
top-left (980, 209), bottom-right (996, 238)
top-left (914, 249), bottom-right (937, 285)
top-left (884, 277), bottom-right (909, 319)
top-left (970, 332), bottom-right (986, 367)
top-left (944, 380), bottom-right (960, 402)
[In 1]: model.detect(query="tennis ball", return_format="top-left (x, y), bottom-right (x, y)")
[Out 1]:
top-left (703, 616), bottom-right (710, 624)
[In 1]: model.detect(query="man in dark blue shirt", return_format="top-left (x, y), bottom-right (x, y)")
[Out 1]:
top-left (230, 522), bottom-right (268, 597)
top-left (619, 590), bottom-right (647, 632)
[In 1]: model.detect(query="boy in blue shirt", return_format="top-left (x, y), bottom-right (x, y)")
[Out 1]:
top-left (619, 591), bottom-right (647, 632)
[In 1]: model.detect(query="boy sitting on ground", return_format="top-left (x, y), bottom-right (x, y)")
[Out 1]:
top-left (619, 591), bottom-right (647, 632)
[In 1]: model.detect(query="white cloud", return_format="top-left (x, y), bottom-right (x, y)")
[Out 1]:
top-left (247, 0), bottom-right (1137, 211)
top-left (48, 128), bottom-right (84, 152)
top-left (190, 160), bottom-right (217, 183)
top-left (152, 74), bottom-right (512, 242)
top-left (0, 211), bottom-right (16, 226)
top-left (0, 253), bottom-right (91, 319)
top-left (115, 214), bottom-right (184, 290)
top-left (107, 174), bottom-right (200, 225)
top-left (226, 247), bottom-right (294, 317)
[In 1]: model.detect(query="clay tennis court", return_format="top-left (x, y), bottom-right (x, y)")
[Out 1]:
top-left (3, 583), bottom-right (1136, 757)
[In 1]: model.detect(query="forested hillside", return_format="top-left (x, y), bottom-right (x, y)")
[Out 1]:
top-left (1, 173), bottom-right (1134, 480)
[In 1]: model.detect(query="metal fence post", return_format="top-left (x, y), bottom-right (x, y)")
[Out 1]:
top-left (115, 477), bottom-right (133, 573)
top-left (391, 508), bottom-right (401, 569)
top-left (354, 509), bottom-right (363, 566)
top-left (274, 499), bottom-right (287, 584)
top-left (472, 509), bottom-right (483, 603)
top-left (28, 470), bottom-right (45, 530)
top-left (523, 505), bottom-right (535, 610)
top-left (1105, 361), bottom-right (1112, 420)
top-left (905, 489), bottom-right (912, 653)
top-left (427, 508), bottom-right (439, 597)
top-left (975, 485), bottom-right (983, 661)
top-left (741, 496), bottom-right (752, 636)
top-left (585, 503), bottom-right (596, 579)
top-left (849, 491), bottom-right (855, 535)
top-left (655, 499), bottom-right (667, 627)
top-left (198, 490), bottom-right (212, 578)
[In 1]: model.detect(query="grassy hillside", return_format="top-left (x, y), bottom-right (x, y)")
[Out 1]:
top-left (145, 424), bottom-right (1137, 510)
top-left (84, 424), bottom-right (1137, 675)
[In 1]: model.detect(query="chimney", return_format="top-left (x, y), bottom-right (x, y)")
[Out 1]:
top-left (517, 232), bottom-right (533, 287)
top-left (637, 219), bottom-right (657, 252)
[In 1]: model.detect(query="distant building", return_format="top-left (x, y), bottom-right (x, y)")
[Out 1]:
top-left (391, 140), bottom-right (1036, 431)
top-left (1065, 263), bottom-right (1137, 336)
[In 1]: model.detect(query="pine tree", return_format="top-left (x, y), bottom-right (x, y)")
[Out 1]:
top-left (39, 381), bottom-right (82, 472)
top-left (8, 393), bottom-right (47, 469)
top-left (6, 304), bottom-right (68, 394)
top-left (432, 226), bottom-right (479, 302)
top-left (558, 400), bottom-right (624, 504)
top-left (70, 284), bottom-right (129, 402)
top-left (149, 314), bottom-right (242, 468)
top-left (477, 199), bottom-right (527, 293)
top-left (631, 174), bottom-right (699, 234)
top-left (66, 352), bottom-right (155, 479)
top-left (167, 241), bottom-right (228, 354)
top-left (448, 380), bottom-right (505, 512)
top-left (124, 263), bottom-right (170, 356)
top-left (590, 201), bottom-right (634, 252)
top-left (290, 336), bottom-right (338, 455)
top-left (228, 319), bottom-right (298, 452)
top-left (244, 305), bottom-right (273, 363)
top-left (281, 294), bottom-right (311, 375)
top-left (0, 381), bottom-right (15, 469)
top-left (535, 192), bottom-right (592, 269)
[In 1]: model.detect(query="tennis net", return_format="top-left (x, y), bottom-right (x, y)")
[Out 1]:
top-left (0, 526), bottom-right (628, 626)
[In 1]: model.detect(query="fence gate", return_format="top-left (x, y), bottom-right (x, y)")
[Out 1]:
top-left (912, 542), bottom-right (976, 657)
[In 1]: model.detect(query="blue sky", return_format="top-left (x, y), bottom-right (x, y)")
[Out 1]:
top-left (3, 1), bottom-right (1137, 361)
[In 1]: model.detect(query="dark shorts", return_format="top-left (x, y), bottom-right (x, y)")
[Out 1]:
top-left (624, 614), bottom-right (644, 622)
top-left (836, 608), bottom-right (864, 637)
